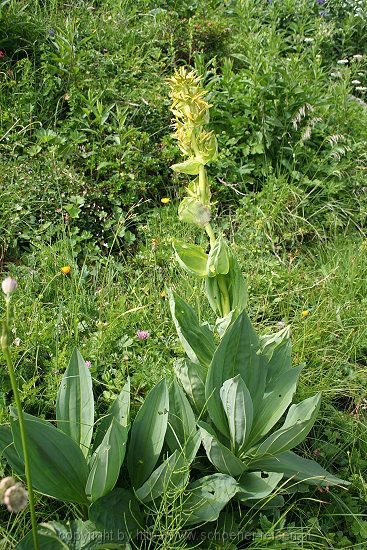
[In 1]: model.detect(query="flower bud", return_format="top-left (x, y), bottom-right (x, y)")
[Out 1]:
top-left (3, 482), bottom-right (28, 513)
top-left (2, 277), bottom-right (17, 296)
top-left (0, 477), bottom-right (16, 501)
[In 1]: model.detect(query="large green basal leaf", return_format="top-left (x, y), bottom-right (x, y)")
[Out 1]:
top-left (220, 375), bottom-right (253, 452)
top-left (17, 521), bottom-right (105, 550)
top-left (166, 379), bottom-right (200, 462)
top-left (237, 471), bottom-right (283, 503)
top-left (198, 421), bottom-right (246, 477)
top-left (16, 532), bottom-right (68, 549)
top-left (56, 348), bottom-right (94, 457)
top-left (89, 488), bottom-right (143, 544)
top-left (247, 365), bottom-right (303, 446)
top-left (86, 418), bottom-right (128, 502)
top-left (173, 241), bottom-right (208, 277)
top-left (0, 424), bottom-right (25, 475)
top-left (93, 378), bottom-right (130, 450)
top-left (250, 450), bottom-right (349, 487)
top-left (174, 358), bottom-right (207, 414)
top-left (11, 412), bottom-right (89, 505)
top-left (169, 291), bottom-right (216, 367)
top-left (260, 326), bottom-right (292, 384)
top-left (135, 450), bottom-right (191, 503)
top-left (206, 311), bottom-right (265, 437)
top-left (251, 393), bottom-right (321, 458)
top-left (127, 379), bottom-right (169, 487)
top-left (182, 474), bottom-right (238, 526)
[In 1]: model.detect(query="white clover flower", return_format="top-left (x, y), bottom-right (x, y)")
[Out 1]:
top-left (352, 80), bottom-right (361, 84)
top-left (304, 37), bottom-right (314, 43)
top-left (337, 59), bottom-right (349, 65)
top-left (355, 86), bottom-right (367, 91)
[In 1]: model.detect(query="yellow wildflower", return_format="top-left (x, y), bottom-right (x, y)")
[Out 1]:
top-left (61, 265), bottom-right (71, 275)
top-left (161, 197), bottom-right (171, 204)
top-left (301, 309), bottom-right (310, 318)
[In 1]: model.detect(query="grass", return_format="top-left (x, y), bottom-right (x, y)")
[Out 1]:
top-left (1, 0), bottom-right (367, 546)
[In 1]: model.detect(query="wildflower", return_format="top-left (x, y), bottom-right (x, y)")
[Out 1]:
top-left (160, 290), bottom-right (167, 299)
top-left (337, 59), bottom-right (349, 65)
top-left (48, 29), bottom-right (55, 37)
top-left (353, 54), bottom-right (363, 60)
top-left (316, 0), bottom-right (325, 4)
top-left (85, 361), bottom-right (91, 369)
top-left (313, 449), bottom-right (321, 457)
top-left (355, 86), bottom-right (367, 92)
top-left (0, 50), bottom-right (5, 58)
top-left (161, 197), bottom-right (171, 204)
top-left (319, 10), bottom-right (327, 16)
top-left (352, 80), bottom-right (361, 84)
top-left (301, 309), bottom-right (310, 318)
top-left (3, 482), bottom-right (28, 513)
top-left (304, 37), bottom-right (314, 43)
top-left (61, 265), bottom-right (71, 275)
top-left (0, 477), bottom-right (16, 500)
top-left (136, 330), bottom-right (150, 340)
top-left (2, 277), bottom-right (18, 296)
top-left (13, 338), bottom-right (21, 347)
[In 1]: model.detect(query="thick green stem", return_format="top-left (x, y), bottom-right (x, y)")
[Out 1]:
top-left (2, 301), bottom-right (39, 550)
top-left (217, 275), bottom-right (231, 317)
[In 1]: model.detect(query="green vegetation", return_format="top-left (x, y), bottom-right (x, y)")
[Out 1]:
top-left (1, 0), bottom-right (367, 547)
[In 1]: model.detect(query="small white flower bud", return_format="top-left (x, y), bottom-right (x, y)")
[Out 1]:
top-left (3, 482), bottom-right (28, 513)
top-left (2, 277), bottom-right (18, 296)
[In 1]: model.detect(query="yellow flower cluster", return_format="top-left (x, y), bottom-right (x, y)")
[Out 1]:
top-left (167, 68), bottom-right (217, 164)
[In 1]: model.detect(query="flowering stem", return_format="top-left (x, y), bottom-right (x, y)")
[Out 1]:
top-left (1, 300), bottom-right (39, 550)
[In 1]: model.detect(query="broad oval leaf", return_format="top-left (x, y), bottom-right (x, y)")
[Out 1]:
top-left (250, 393), bottom-right (321, 458)
top-left (220, 375), bottom-right (253, 452)
top-left (0, 424), bottom-right (25, 475)
top-left (182, 474), bottom-right (238, 526)
top-left (173, 241), bottom-right (208, 278)
top-left (86, 418), bottom-right (128, 502)
top-left (166, 380), bottom-right (200, 462)
top-left (248, 365), bottom-right (303, 447)
top-left (206, 311), bottom-right (265, 437)
top-left (260, 326), bottom-right (292, 384)
top-left (135, 450), bottom-right (189, 503)
top-left (16, 531), bottom-right (68, 549)
top-left (169, 291), bottom-right (216, 367)
top-left (11, 413), bottom-right (89, 505)
top-left (127, 379), bottom-right (169, 487)
top-left (198, 421), bottom-right (246, 477)
top-left (93, 378), bottom-right (130, 451)
top-left (237, 471), bottom-right (283, 503)
top-left (250, 450), bottom-right (349, 487)
top-left (56, 348), bottom-right (94, 457)
top-left (89, 488), bottom-right (143, 544)
top-left (174, 358), bottom-right (207, 414)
